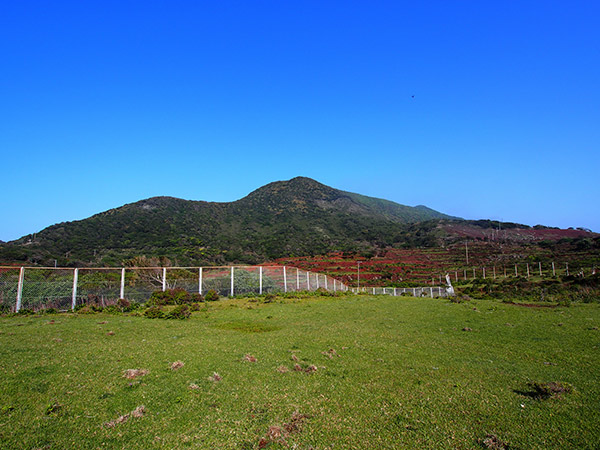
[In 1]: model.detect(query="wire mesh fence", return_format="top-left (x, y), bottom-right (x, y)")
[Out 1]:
top-left (351, 286), bottom-right (451, 298)
top-left (0, 265), bottom-right (350, 312)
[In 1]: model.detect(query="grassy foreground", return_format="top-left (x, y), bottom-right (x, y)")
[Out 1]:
top-left (1, 295), bottom-right (599, 449)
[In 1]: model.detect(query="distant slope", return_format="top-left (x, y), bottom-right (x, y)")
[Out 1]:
top-left (0, 177), bottom-right (457, 266)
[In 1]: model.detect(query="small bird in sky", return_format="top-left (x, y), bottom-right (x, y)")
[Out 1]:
top-left (411, 95), bottom-right (415, 99)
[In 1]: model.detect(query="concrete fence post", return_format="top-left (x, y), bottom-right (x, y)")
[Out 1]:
top-left (296, 268), bottom-right (300, 291)
top-left (259, 266), bottom-right (263, 295)
top-left (230, 266), bottom-right (234, 296)
top-left (162, 267), bottom-right (167, 292)
top-left (120, 268), bottom-right (125, 299)
top-left (199, 267), bottom-right (203, 295)
top-left (306, 271), bottom-right (310, 290)
top-left (71, 268), bottom-right (79, 311)
top-left (324, 274), bottom-right (327, 290)
top-left (16, 267), bottom-right (24, 312)
top-left (283, 266), bottom-right (287, 293)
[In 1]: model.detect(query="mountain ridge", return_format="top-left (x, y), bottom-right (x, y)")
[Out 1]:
top-left (0, 177), bottom-right (457, 266)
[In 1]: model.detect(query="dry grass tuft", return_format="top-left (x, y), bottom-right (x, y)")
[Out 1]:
top-left (259, 411), bottom-right (308, 448)
top-left (170, 361), bottom-right (184, 371)
top-left (107, 331), bottom-right (115, 336)
top-left (130, 405), bottom-right (146, 418)
top-left (276, 365), bottom-right (289, 373)
top-left (188, 383), bottom-right (200, 390)
top-left (304, 365), bottom-right (318, 373)
top-left (209, 372), bottom-right (222, 382)
top-left (97, 321), bottom-right (108, 324)
top-left (321, 348), bottom-right (339, 359)
top-left (105, 405), bottom-right (145, 428)
top-left (123, 369), bottom-right (149, 379)
top-left (293, 363), bottom-right (303, 372)
top-left (481, 433), bottom-right (511, 449)
top-left (243, 354), bottom-right (257, 363)
top-left (291, 354), bottom-right (299, 362)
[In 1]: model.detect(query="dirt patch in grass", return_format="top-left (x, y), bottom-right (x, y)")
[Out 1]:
top-left (243, 354), bottom-right (257, 363)
top-left (209, 372), bottom-right (222, 382)
top-left (516, 381), bottom-right (574, 400)
top-left (504, 302), bottom-right (557, 309)
top-left (259, 411), bottom-right (308, 448)
top-left (321, 348), bottom-right (339, 359)
top-left (170, 361), bottom-right (184, 371)
top-left (214, 321), bottom-right (280, 333)
top-left (123, 369), bottom-right (149, 379)
top-left (480, 433), bottom-right (513, 449)
top-left (105, 405), bottom-right (145, 428)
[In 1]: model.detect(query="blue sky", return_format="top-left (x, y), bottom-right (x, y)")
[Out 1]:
top-left (1, 1), bottom-right (599, 241)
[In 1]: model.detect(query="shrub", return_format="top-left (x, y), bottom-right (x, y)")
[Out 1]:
top-left (167, 304), bottom-right (191, 320)
top-left (204, 290), bottom-right (219, 302)
top-left (148, 289), bottom-right (192, 306)
top-left (117, 298), bottom-right (130, 309)
top-left (190, 302), bottom-right (203, 311)
top-left (144, 306), bottom-right (164, 319)
top-left (191, 293), bottom-right (204, 303)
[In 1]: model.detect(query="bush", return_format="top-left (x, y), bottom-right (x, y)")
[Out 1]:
top-left (204, 290), bottom-right (219, 302)
top-left (166, 304), bottom-right (191, 320)
top-left (190, 302), bottom-right (203, 311)
top-left (144, 306), bottom-right (164, 319)
top-left (148, 289), bottom-right (192, 307)
top-left (117, 298), bottom-right (130, 309)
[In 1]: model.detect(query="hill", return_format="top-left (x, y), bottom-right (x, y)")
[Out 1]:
top-left (0, 177), bottom-right (456, 267)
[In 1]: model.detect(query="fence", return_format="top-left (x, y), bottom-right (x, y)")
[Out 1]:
top-left (0, 266), bottom-right (348, 313)
top-left (351, 286), bottom-right (452, 298)
top-left (435, 261), bottom-right (598, 284)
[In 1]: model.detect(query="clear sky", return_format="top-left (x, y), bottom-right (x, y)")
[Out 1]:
top-left (1, 1), bottom-right (599, 241)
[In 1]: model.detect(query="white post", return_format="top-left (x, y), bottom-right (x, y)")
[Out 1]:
top-left (527, 263), bottom-right (530, 278)
top-left (394, 288), bottom-right (397, 296)
top-left (483, 267), bottom-right (486, 279)
top-left (430, 287), bottom-right (433, 298)
top-left (552, 261), bottom-right (555, 276)
top-left (383, 288), bottom-right (386, 295)
top-left (296, 268), bottom-right (300, 291)
top-left (539, 262), bottom-right (542, 277)
top-left (316, 274), bottom-right (320, 289)
top-left (162, 267), bottom-right (167, 292)
top-left (413, 288), bottom-right (416, 296)
top-left (324, 275), bottom-right (328, 290)
top-left (306, 271), bottom-right (310, 290)
top-left (259, 266), bottom-right (263, 295)
top-left (230, 266), bottom-right (234, 296)
top-left (199, 267), bottom-right (203, 295)
top-left (283, 266), bottom-right (287, 293)
top-left (16, 267), bottom-right (24, 312)
top-left (333, 279), bottom-right (337, 292)
top-left (120, 268), bottom-right (125, 299)
top-left (71, 268), bottom-right (79, 310)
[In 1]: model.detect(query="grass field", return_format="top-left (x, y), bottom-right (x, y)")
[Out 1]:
top-left (1, 294), bottom-right (599, 449)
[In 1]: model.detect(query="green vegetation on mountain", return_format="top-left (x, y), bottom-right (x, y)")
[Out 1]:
top-left (0, 177), bottom-right (455, 267)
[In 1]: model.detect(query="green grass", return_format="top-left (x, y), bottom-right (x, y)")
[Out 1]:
top-left (1, 295), bottom-right (599, 449)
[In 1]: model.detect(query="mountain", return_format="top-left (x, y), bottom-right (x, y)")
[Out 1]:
top-left (0, 177), bottom-right (456, 266)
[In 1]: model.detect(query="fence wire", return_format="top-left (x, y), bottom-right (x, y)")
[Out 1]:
top-left (0, 265), bottom-right (351, 312)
